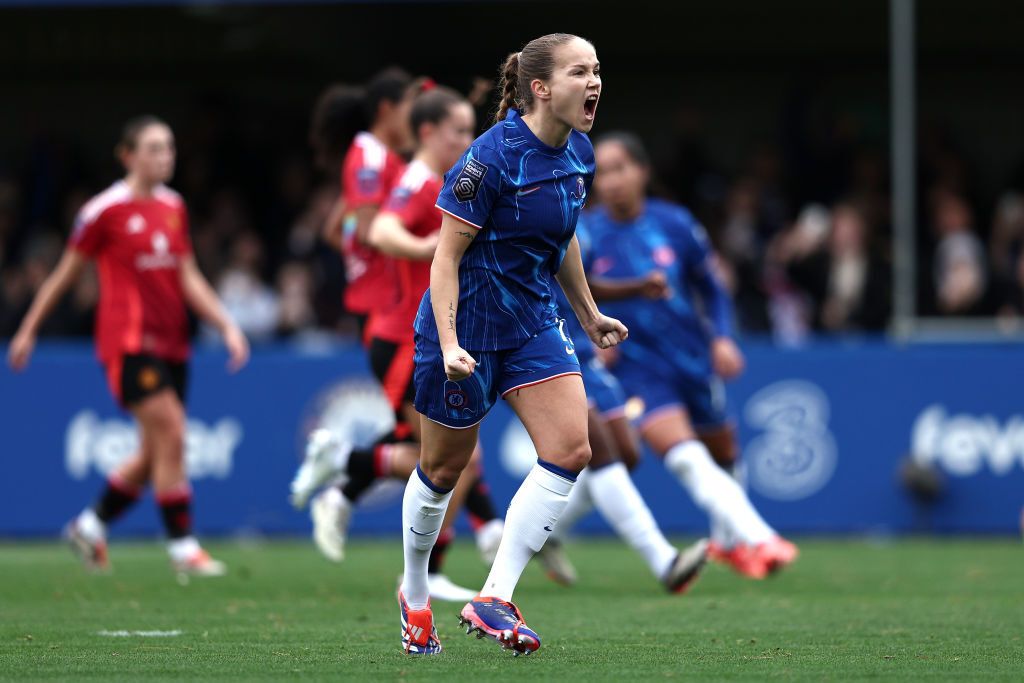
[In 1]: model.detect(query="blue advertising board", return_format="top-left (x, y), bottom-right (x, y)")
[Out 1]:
top-left (1, 340), bottom-right (1022, 538)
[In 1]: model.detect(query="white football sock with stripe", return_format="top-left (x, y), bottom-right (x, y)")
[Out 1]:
top-left (482, 461), bottom-right (574, 602)
top-left (588, 462), bottom-right (677, 578)
top-left (400, 468), bottom-right (453, 610)
top-left (549, 468), bottom-right (593, 542)
top-left (664, 440), bottom-right (775, 545)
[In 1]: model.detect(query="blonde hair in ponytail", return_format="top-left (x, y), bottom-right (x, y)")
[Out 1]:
top-left (493, 33), bottom-right (587, 124)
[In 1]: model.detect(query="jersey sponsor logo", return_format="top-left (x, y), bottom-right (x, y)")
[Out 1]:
top-left (65, 410), bottom-right (242, 481)
top-left (911, 405), bottom-right (1024, 477)
top-left (743, 380), bottom-right (838, 501)
top-left (136, 231), bottom-right (178, 270)
top-left (516, 185), bottom-right (541, 197)
top-left (127, 214), bottom-right (147, 234)
top-left (453, 158), bottom-right (488, 203)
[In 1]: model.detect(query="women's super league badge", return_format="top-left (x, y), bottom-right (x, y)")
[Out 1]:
top-left (453, 159), bottom-right (488, 202)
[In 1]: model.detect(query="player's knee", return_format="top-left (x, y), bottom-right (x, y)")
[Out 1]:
top-left (618, 441), bottom-right (641, 471)
top-left (420, 461), bottom-right (464, 490)
top-left (150, 408), bottom-right (186, 452)
top-left (703, 431), bottom-right (738, 471)
top-left (558, 440), bottom-right (592, 474)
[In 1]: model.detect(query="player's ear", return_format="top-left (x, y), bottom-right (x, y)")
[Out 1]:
top-left (531, 78), bottom-right (551, 102)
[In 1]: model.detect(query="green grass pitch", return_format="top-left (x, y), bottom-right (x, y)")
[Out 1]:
top-left (1, 538), bottom-right (1022, 681)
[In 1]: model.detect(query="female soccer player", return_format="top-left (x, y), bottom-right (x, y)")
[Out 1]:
top-left (295, 69), bottom-right (421, 556)
top-left (584, 132), bottom-right (798, 579)
top-left (294, 81), bottom-right (504, 578)
top-left (293, 86), bottom-right (506, 602)
top-left (397, 33), bottom-right (627, 656)
top-left (7, 116), bottom-right (249, 576)
top-left (312, 67), bottom-right (415, 339)
top-left (538, 218), bottom-right (708, 592)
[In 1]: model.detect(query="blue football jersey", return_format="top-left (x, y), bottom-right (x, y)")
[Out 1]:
top-left (553, 216), bottom-right (596, 363)
top-left (585, 198), bottom-right (733, 379)
top-left (414, 109), bottom-right (595, 351)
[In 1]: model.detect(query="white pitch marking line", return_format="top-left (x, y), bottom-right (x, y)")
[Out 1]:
top-left (97, 630), bottom-right (183, 637)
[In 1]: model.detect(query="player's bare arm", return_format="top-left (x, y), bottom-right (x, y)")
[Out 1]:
top-left (556, 235), bottom-right (628, 349)
top-left (7, 249), bottom-right (87, 371)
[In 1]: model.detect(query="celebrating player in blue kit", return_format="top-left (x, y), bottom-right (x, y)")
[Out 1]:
top-left (538, 218), bottom-right (709, 591)
top-left (397, 34), bottom-right (627, 656)
top-left (584, 132), bottom-right (798, 579)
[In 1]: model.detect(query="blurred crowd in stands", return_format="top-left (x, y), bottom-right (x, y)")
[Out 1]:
top-left (2, 93), bottom-right (1023, 347)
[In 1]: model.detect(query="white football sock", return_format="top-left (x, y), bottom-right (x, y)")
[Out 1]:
top-left (482, 462), bottom-right (575, 601)
top-left (549, 468), bottom-right (593, 542)
top-left (400, 468), bottom-right (453, 610)
top-left (588, 462), bottom-right (677, 578)
top-left (76, 508), bottom-right (106, 543)
top-left (664, 440), bottom-right (775, 545)
top-left (167, 536), bottom-right (200, 563)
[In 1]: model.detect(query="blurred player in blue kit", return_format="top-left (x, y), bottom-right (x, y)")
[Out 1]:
top-left (537, 217), bottom-right (709, 591)
top-left (553, 132), bottom-right (797, 579)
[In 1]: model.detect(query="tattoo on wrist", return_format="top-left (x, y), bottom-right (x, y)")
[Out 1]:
top-left (456, 231), bottom-right (475, 240)
top-left (448, 301), bottom-right (456, 331)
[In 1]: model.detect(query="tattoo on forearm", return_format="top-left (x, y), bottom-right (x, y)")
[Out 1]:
top-left (456, 231), bottom-right (475, 240)
top-left (448, 301), bottom-right (456, 331)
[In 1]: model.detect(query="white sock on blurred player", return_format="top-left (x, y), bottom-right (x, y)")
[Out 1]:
top-left (75, 508), bottom-right (106, 544)
top-left (549, 468), bottom-right (592, 542)
top-left (400, 467), bottom-right (453, 610)
top-left (167, 536), bottom-right (201, 563)
top-left (482, 461), bottom-right (574, 601)
top-left (588, 462), bottom-right (677, 578)
top-left (664, 440), bottom-right (774, 545)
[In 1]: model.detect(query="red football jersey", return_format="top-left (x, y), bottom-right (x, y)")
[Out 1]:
top-left (69, 181), bottom-right (192, 364)
top-left (368, 160), bottom-right (442, 344)
top-left (340, 131), bottom-right (405, 316)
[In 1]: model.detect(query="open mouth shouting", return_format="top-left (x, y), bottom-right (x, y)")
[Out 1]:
top-left (583, 92), bottom-right (600, 123)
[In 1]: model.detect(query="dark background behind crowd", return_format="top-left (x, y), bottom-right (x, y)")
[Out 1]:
top-left (2, 0), bottom-right (1023, 347)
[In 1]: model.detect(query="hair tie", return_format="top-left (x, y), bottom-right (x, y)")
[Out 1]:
top-left (420, 77), bottom-right (437, 93)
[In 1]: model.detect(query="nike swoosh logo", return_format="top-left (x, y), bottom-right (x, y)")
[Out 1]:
top-left (544, 525), bottom-right (553, 532)
top-left (516, 186), bottom-right (541, 196)
top-left (565, 346), bottom-right (575, 355)
top-left (409, 527), bottom-right (433, 536)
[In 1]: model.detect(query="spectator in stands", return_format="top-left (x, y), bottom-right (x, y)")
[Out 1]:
top-left (929, 190), bottom-right (989, 316)
top-left (211, 231), bottom-right (279, 342)
top-left (780, 201), bottom-right (891, 333)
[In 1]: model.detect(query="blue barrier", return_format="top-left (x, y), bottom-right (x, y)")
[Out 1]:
top-left (2, 340), bottom-right (1022, 537)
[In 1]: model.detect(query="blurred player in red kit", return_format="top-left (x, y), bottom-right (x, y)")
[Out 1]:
top-left (8, 116), bottom-right (249, 576)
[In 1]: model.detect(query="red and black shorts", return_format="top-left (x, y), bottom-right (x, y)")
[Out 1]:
top-left (368, 336), bottom-right (416, 415)
top-left (104, 354), bottom-right (188, 408)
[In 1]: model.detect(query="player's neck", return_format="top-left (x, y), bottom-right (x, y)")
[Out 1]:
top-left (416, 149), bottom-right (445, 178)
top-left (369, 122), bottom-right (398, 153)
top-left (521, 111), bottom-right (571, 149)
top-left (608, 198), bottom-right (644, 222)
top-left (124, 174), bottom-right (158, 198)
